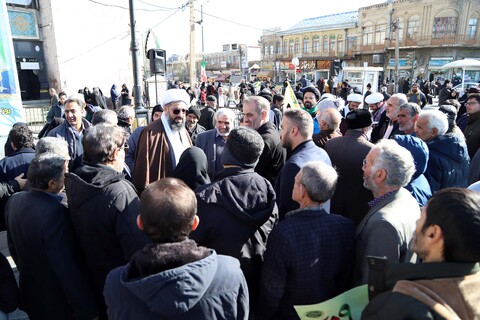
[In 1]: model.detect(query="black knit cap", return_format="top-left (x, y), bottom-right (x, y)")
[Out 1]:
top-left (346, 109), bottom-right (373, 129)
top-left (221, 127), bottom-right (264, 168)
top-left (187, 106), bottom-right (201, 119)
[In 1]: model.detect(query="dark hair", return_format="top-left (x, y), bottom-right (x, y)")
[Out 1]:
top-left (466, 93), bottom-right (480, 105)
top-left (27, 153), bottom-right (66, 189)
top-left (58, 91), bottom-right (67, 98)
top-left (9, 125), bottom-right (34, 149)
top-left (140, 178), bottom-right (197, 243)
top-left (302, 86), bottom-right (320, 100)
top-left (423, 188), bottom-right (480, 262)
top-left (273, 94), bottom-right (284, 104)
top-left (82, 125), bottom-right (125, 164)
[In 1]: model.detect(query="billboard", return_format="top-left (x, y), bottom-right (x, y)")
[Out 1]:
top-left (0, 0), bottom-right (25, 136)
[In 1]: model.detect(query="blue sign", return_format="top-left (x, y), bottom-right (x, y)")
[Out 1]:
top-left (429, 58), bottom-right (454, 67)
top-left (389, 58), bottom-right (408, 67)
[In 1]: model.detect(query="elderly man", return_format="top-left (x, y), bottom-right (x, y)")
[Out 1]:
top-left (196, 108), bottom-right (235, 180)
top-left (371, 93), bottom-right (407, 143)
top-left (397, 102), bottom-right (421, 135)
top-left (415, 110), bottom-right (470, 192)
top-left (275, 109), bottom-right (332, 220)
top-left (407, 83), bottom-right (427, 108)
top-left (104, 178), bottom-right (249, 319)
top-left (185, 106), bottom-right (205, 145)
top-left (258, 161), bottom-right (355, 320)
top-left (133, 89), bottom-right (192, 193)
top-left (355, 139), bottom-right (420, 285)
top-left (6, 154), bottom-right (97, 320)
top-left (116, 105), bottom-right (135, 137)
top-left (312, 108), bottom-right (342, 148)
top-left (65, 124), bottom-right (148, 318)
top-left (325, 109), bottom-right (374, 226)
top-left (48, 95), bottom-right (92, 171)
top-left (191, 127), bottom-right (278, 311)
top-left (242, 96), bottom-right (285, 185)
top-left (362, 188), bottom-right (480, 318)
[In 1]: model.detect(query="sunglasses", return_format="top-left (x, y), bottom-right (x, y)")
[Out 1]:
top-left (172, 108), bottom-right (187, 115)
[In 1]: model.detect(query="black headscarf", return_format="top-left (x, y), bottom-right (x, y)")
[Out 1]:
top-left (172, 147), bottom-right (210, 190)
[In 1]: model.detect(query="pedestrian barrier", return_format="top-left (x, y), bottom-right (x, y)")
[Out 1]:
top-left (23, 104), bottom-right (49, 134)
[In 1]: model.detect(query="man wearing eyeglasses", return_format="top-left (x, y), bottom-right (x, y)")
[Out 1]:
top-left (132, 89), bottom-right (192, 194)
top-left (464, 93), bottom-right (480, 159)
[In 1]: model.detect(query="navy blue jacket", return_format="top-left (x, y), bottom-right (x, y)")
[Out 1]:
top-left (274, 140), bottom-right (331, 220)
top-left (393, 135), bottom-right (432, 207)
top-left (424, 134), bottom-right (470, 193)
top-left (0, 147), bottom-right (35, 230)
top-left (6, 190), bottom-right (97, 319)
top-left (257, 207), bottom-right (355, 320)
top-left (104, 242), bottom-right (249, 320)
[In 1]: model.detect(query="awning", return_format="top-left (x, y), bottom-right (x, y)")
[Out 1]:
top-left (256, 71), bottom-right (273, 78)
top-left (215, 74), bottom-right (227, 82)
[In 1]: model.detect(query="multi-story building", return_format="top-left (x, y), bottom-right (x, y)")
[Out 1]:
top-left (358, 0), bottom-right (480, 83)
top-left (260, 12), bottom-right (358, 83)
top-left (260, 0), bottom-right (480, 86)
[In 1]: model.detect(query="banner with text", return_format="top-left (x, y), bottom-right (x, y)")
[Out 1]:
top-left (0, 0), bottom-right (24, 136)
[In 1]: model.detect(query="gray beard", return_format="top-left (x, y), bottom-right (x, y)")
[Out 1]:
top-left (170, 119), bottom-right (184, 132)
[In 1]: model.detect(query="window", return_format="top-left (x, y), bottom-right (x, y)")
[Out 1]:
top-left (433, 17), bottom-right (458, 38)
top-left (407, 15), bottom-right (420, 38)
top-left (363, 23), bottom-right (374, 45)
top-left (276, 41), bottom-right (281, 54)
top-left (283, 40), bottom-right (288, 55)
top-left (264, 46), bottom-right (268, 56)
top-left (295, 38), bottom-right (300, 54)
top-left (303, 37), bottom-right (309, 53)
top-left (347, 36), bottom-right (357, 51)
top-left (329, 35), bottom-right (336, 54)
top-left (323, 35), bottom-right (328, 52)
top-left (467, 18), bottom-right (478, 39)
top-left (313, 36), bottom-right (320, 53)
top-left (375, 23), bottom-right (386, 44)
top-left (289, 39), bottom-right (294, 55)
top-left (270, 45), bottom-right (274, 55)
top-left (337, 35), bottom-right (343, 53)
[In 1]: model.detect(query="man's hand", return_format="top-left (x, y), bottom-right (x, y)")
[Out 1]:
top-left (14, 173), bottom-right (26, 190)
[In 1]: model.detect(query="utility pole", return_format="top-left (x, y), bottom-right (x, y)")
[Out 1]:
top-left (393, 19), bottom-right (400, 93)
top-left (128, 0), bottom-right (147, 125)
top-left (189, 0), bottom-right (196, 86)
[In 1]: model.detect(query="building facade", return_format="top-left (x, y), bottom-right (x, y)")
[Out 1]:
top-left (260, 0), bottom-right (480, 88)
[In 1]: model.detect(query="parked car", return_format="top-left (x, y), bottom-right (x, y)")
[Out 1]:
top-left (453, 82), bottom-right (479, 96)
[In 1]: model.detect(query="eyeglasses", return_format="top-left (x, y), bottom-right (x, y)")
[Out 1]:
top-left (465, 101), bottom-right (479, 106)
top-left (119, 141), bottom-right (129, 150)
top-left (362, 158), bottom-right (367, 166)
top-left (172, 108), bottom-right (187, 115)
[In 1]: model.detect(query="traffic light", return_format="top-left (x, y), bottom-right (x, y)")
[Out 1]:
top-left (148, 49), bottom-right (166, 74)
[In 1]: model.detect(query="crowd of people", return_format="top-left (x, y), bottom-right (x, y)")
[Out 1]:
top-left (0, 75), bottom-right (480, 320)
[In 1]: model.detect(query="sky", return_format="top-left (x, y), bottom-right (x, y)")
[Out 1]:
top-left (131, 0), bottom-right (386, 56)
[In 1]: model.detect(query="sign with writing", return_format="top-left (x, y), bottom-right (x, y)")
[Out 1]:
top-left (295, 285), bottom-right (369, 320)
top-left (1, 0), bottom-right (25, 136)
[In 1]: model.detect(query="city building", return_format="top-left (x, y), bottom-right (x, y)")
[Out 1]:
top-left (259, 0), bottom-right (480, 88)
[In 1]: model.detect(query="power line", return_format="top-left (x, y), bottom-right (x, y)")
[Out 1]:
top-left (87, 0), bottom-right (175, 12)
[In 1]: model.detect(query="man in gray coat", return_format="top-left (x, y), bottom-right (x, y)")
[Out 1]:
top-left (355, 139), bottom-right (420, 285)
